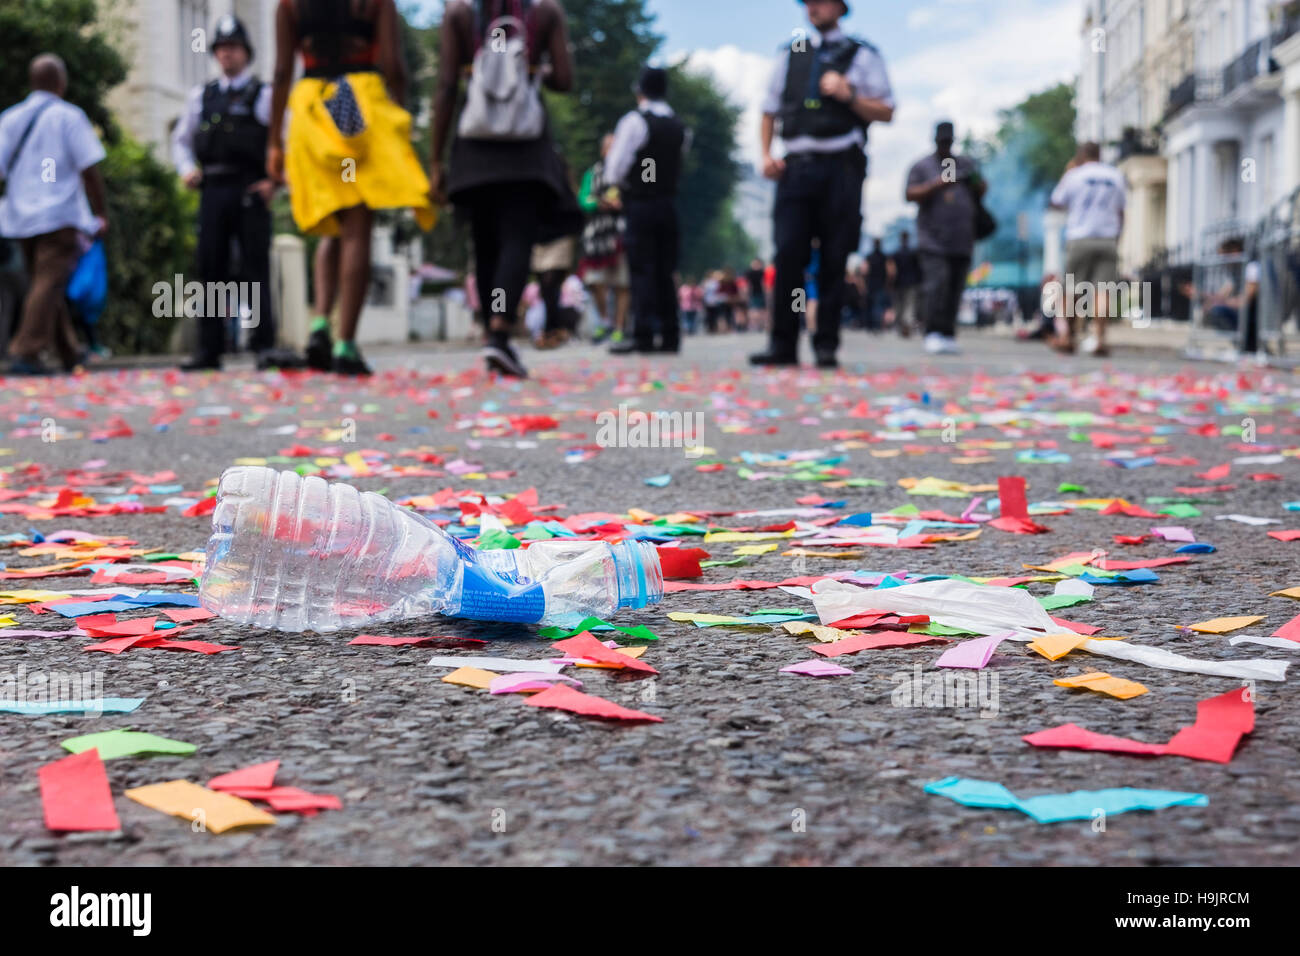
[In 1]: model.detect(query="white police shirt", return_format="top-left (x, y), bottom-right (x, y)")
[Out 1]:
top-left (1051, 161), bottom-right (1128, 241)
top-left (0, 90), bottom-right (106, 239)
top-left (761, 26), bottom-right (894, 156)
top-left (171, 67), bottom-right (273, 178)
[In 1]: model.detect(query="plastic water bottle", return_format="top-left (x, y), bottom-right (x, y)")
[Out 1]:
top-left (199, 467), bottom-right (663, 633)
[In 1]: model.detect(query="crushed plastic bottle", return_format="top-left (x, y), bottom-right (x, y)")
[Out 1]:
top-left (199, 466), bottom-right (663, 633)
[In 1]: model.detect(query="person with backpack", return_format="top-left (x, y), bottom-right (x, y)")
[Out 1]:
top-left (431, 0), bottom-right (580, 378)
top-left (267, 0), bottom-right (436, 376)
top-left (0, 54), bottom-right (108, 376)
top-left (173, 15), bottom-right (279, 371)
top-left (751, 0), bottom-right (895, 370)
top-left (606, 66), bottom-right (688, 355)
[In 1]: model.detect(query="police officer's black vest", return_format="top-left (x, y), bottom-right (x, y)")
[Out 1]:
top-left (778, 35), bottom-right (869, 144)
top-left (622, 110), bottom-right (685, 200)
top-left (194, 78), bottom-right (267, 177)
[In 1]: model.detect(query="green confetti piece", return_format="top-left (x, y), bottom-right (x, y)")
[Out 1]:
top-left (61, 728), bottom-right (196, 760)
top-left (537, 616), bottom-right (659, 642)
top-left (1158, 503), bottom-right (1201, 518)
top-left (476, 528), bottom-right (520, 550)
top-left (1039, 593), bottom-right (1092, 610)
top-left (1057, 483), bottom-right (1086, 493)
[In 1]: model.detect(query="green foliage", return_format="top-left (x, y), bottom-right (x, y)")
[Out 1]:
top-left (0, 0), bottom-right (128, 138)
top-left (993, 82), bottom-right (1076, 191)
top-left (98, 137), bottom-right (197, 354)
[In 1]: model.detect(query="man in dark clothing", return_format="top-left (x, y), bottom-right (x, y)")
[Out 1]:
top-left (607, 66), bottom-right (687, 354)
top-left (905, 120), bottom-right (984, 355)
top-left (889, 229), bottom-right (921, 336)
top-left (864, 236), bottom-right (888, 331)
top-left (172, 14), bottom-right (277, 370)
top-left (750, 0), bottom-right (895, 369)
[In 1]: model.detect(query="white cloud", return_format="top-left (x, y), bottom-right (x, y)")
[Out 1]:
top-left (679, 0), bottom-right (1080, 235)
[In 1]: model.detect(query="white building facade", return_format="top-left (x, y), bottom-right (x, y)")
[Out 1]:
top-left (103, 0), bottom-right (276, 159)
top-left (1078, 0), bottom-right (1300, 273)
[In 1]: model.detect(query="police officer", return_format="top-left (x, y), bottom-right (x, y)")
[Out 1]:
top-left (750, 0), bottom-right (894, 369)
top-left (172, 14), bottom-right (276, 370)
top-left (606, 66), bottom-right (688, 355)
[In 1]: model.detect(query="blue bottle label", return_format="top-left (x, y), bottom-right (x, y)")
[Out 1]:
top-left (454, 560), bottom-right (546, 623)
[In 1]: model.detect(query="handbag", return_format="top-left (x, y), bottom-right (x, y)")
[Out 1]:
top-left (968, 179), bottom-right (997, 241)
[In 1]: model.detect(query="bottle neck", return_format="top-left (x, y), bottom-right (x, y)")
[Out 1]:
top-left (610, 540), bottom-right (663, 611)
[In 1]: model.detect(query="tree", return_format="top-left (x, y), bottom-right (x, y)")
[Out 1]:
top-left (2, 0), bottom-right (195, 353)
top-left (993, 83), bottom-right (1076, 191)
top-left (0, 0), bottom-right (128, 137)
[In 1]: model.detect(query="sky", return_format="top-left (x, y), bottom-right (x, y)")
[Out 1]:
top-left (414, 0), bottom-right (1081, 229)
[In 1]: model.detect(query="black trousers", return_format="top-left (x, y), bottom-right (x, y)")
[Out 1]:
top-left (196, 176), bottom-right (273, 359)
top-left (464, 182), bottom-right (544, 329)
top-left (771, 149), bottom-right (865, 357)
top-left (919, 252), bottom-right (971, 337)
top-left (624, 195), bottom-right (679, 349)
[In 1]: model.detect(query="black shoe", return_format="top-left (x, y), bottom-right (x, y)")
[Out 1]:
top-left (749, 350), bottom-right (799, 367)
top-left (332, 348), bottom-right (373, 377)
top-left (257, 349), bottom-right (306, 371)
top-left (815, 350), bottom-right (838, 369)
top-left (483, 343), bottom-right (528, 378)
top-left (609, 339), bottom-right (656, 355)
top-left (305, 327), bottom-right (333, 371)
top-left (4, 357), bottom-right (55, 376)
top-left (656, 342), bottom-right (681, 353)
top-left (180, 355), bottom-right (221, 372)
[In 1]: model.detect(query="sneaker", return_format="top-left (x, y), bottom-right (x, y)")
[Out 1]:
top-left (923, 333), bottom-right (946, 354)
top-left (938, 335), bottom-right (961, 355)
top-left (305, 326), bottom-right (333, 371)
top-left (332, 347), bottom-right (373, 377)
top-left (483, 343), bottom-right (528, 378)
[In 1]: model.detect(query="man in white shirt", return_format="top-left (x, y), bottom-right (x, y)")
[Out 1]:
top-left (750, 0), bottom-right (894, 369)
top-left (171, 15), bottom-right (277, 370)
top-left (1049, 141), bottom-right (1126, 355)
top-left (0, 54), bottom-right (107, 375)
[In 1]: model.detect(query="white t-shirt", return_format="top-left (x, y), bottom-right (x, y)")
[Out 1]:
top-left (0, 91), bottom-right (106, 239)
top-left (1051, 161), bottom-right (1127, 241)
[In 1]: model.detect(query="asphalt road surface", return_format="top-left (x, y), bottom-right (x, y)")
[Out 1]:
top-left (3, 329), bottom-right (1299, 865)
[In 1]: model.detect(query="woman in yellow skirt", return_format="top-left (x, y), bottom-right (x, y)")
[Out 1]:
top-left (267, 0), bottom-right (435, 375)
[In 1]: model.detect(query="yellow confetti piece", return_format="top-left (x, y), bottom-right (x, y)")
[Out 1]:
top-left (232, 457), bottom-right (269, 466)
top-left (782, 621), bottom-right (855, 643)
top-left (703, 529), bottom-right (795, 543)
top-left (1054, 671), bottom-right (1148, 699)
top-left (125, 780), bottom-right (275, 833)
top-left (0, 615), bottom-right (18, 628)
top-left (1269, 587), bottom-right (1300, 601)
top-left (441, 667), bottom-right (499, 689)
top-left (1026, 633), bottom-right (1090, 661)
top-left (781, 548), bottom-right (864, 559)
top-left (627, 508), bottom-right (657, 523)
top-left (733, 544), bottom-right (778, 556)
top-left (1188, 616), bottom-right (1265, 634)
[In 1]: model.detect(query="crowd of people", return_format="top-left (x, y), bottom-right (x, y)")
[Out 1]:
top-left (0, 0), bottom-right (1152, 379)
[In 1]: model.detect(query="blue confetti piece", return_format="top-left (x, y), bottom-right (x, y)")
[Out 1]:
top-left (644, 474), bottom-right (672, 488)
top-left (1175, 543), bottom-right (1216, 553)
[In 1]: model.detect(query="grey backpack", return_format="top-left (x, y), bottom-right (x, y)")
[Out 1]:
top-left (457, 5), bottom-right (545, 142)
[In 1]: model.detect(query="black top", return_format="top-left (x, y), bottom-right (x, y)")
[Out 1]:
top-left (622, 110), bottom-right (685, 199)
top-left (297, 0), bottom-right (378, 78)
top-left (778, 36), bottom-right (866, 144)
top-left (866, 249), bottom-right (888, 293)
top-left (194, 79), bottom-right (267, 180)
top-left (892, 248), bottom-right (921, 288)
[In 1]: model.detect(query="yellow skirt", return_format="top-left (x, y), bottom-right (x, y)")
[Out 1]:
top-left (285, 72), bottom-right (436, 237)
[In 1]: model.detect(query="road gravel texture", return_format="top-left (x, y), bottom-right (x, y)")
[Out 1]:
top-left (2, 332), bottom-right (1299, 865)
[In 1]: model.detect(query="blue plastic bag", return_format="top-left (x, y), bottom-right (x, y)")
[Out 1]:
top-left (66, 239), bottom-right (107, 325)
